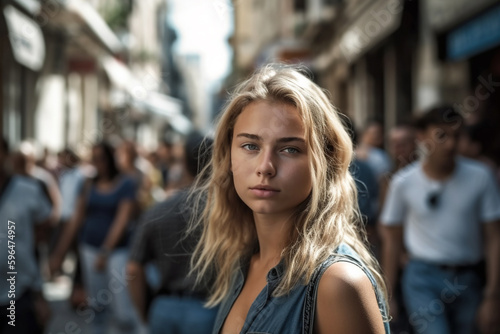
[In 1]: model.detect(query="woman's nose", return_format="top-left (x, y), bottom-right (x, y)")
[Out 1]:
top-left (256, 150), bottom-right (276, 177)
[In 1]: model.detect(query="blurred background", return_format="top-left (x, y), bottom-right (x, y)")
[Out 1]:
top-left (1, 0), bottom-right (233, 152)
top-left (1, 0), bottom-right (500, 333)
top-left (2, 0), bottom-right (500, 150)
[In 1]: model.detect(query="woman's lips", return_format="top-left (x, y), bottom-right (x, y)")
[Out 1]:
top-left (249, 187), bottom-right (280, 198)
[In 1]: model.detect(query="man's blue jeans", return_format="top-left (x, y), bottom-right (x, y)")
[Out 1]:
top-left (148, 295), bottom-right (218, 334)
top-left (402, 259), bottom-right (483, 334)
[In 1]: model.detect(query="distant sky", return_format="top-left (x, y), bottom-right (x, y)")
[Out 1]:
top-left (167, 0), bottom-right (233, 85)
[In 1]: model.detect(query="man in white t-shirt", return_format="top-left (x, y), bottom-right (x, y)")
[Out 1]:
top-left (380, 106), bottom-right (500, 334)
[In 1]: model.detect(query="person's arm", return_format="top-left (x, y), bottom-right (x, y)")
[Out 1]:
top-left (47, 180), bottom-right (62, 225)
top-left (93, 198), bottom-right (134, 271)
top-left (477, 220), bottom-right (500, 334)
top-left (126, 261), bottom-right (147, 323)
top-left (315, 262), bottom-right (385, 333)
top-left (34, 180), bottom-right (55, 227)
top-left (379, 224), bottom-right (403, 319)
top-left (93, 177), bottom-right (138, 271)
top-left (483, 220), bottom-right (500, 299)
top-left (49, 184), bottom-right (87, 274)
top-left (14, 180), bottom-right (52, 329)
top-left (378, 176), bottom-right (390, 215)
top-left (101, 199), bottom-right (134, 252)
top-left (476, 167), bottom-right (500, 333)
top-left (37, 172), bottom-right (62, 226)
top-left (32, 180), bottom-right (54, 245)
top-left (377, 173), bottom-right (407, 320)
top-left (127, 207), bottom-right (153, 323)
top-left (99, 178), bottom-right (137, 254)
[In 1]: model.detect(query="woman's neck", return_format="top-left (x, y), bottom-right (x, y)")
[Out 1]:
top-left (252, 213), bottom-right (292, 266)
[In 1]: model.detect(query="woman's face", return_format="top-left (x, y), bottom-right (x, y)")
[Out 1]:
top-left (116, 143), bottom-right (135, 170)
top-left (91, 146), bottom-right (109, 176)
top-left (230, 100), bottom-right (312, 219)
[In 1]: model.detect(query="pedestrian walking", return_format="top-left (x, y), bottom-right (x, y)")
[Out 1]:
top-left (380, 106), bottom-right (500, 334)
top-left (0, 137), bottom-right (52, 334)
top-left (356, 120), bottom-right (393, 181)
top-left (50, 142), bottom-right (142, 334)
top-left (378, 122), bottom-right (417, 334)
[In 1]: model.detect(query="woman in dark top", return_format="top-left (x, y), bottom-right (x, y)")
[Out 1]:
top-left (50, 142), bottom-right (141, 334)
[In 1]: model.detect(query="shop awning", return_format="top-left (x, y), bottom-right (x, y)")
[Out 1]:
top-left (314, 0), bottom-right (403, 69)
top-left (64, 0), bottom-right (123, 54)
top-left (133, 92), bottom-right (192, 135)
top-left (340, 0), bottom-right (403, 63)
top-left (101, 56), bottom-right (137, 92)
top-left (446, 3), bottom-right (500, 60)
top-left (3, 5), bottom-right (45, 71)
top-left (424, 0), bottom-right (497, 32)
top-left (101, 56), bottom-right (191, 134)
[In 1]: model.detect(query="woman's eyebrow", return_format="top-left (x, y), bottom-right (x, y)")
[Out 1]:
top-left (236, 133), bottom-right (261, 141)
top-left (277, 137), bottom-right (306, 144)
top-left (235, 133), bottom-right (305, 144)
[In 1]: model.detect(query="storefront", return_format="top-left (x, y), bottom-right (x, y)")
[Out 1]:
top-left (428, 1), bottom-right (499, 117)
top-left (1, 1), bottom-right (45, 145)
top-left (313, 0), bottom-right (418, 131)
top-left (430, 0), bottom-right (500, 165)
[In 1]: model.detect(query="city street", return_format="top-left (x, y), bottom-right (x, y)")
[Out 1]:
top-left (2, 0), bottom-right (500, 333)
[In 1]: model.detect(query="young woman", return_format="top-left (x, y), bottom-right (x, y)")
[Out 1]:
top-left (50, 142), bottom-right (141, 334)
top-left (189, 64), bottom-right (390, 334)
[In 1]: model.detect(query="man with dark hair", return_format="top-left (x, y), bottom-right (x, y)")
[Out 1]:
top-left (127, 132), bottom-right (216, 334)
top-left (0, 138), bottom-right (52, 333)
top-left (380, 106), bottom-right (500, 333)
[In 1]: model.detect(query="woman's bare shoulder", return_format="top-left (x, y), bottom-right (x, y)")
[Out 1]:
top-left (315, 262), bottom-right (385, 334)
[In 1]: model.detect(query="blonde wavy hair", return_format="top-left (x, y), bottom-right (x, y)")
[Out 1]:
top-left (189, 64), bottom-right (388, 310)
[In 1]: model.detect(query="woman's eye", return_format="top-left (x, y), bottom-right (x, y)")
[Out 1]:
top-left (282, 147), bottom-right (299, 154)
top-left (242, 144), bottom-right (258, 151)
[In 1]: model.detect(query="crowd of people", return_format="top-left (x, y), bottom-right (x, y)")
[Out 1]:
top-left (0, 133), bottom-right (214, 333)
top-left (0, 65), bottom-right (499, 334)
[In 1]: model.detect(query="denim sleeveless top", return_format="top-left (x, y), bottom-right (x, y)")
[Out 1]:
top-left (212, 243), bottom-right (390, 334)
